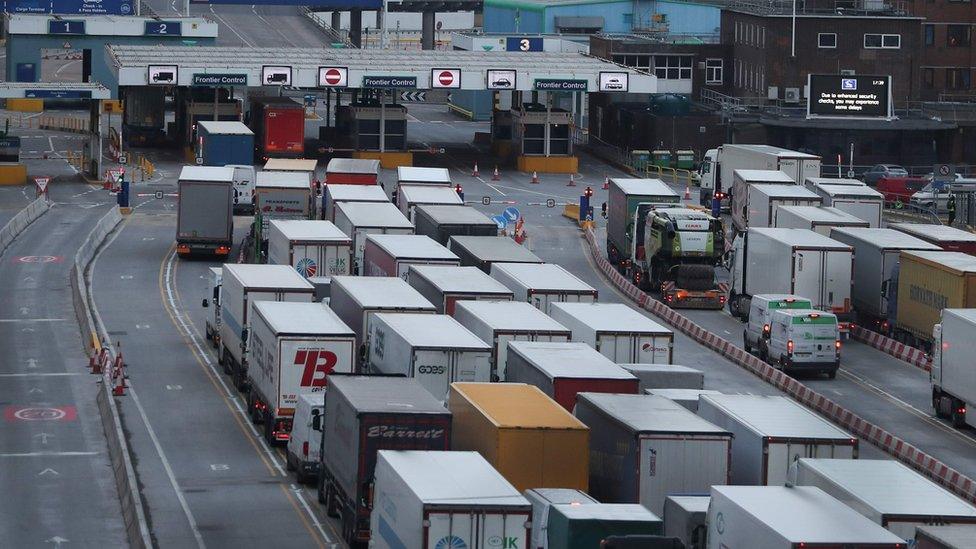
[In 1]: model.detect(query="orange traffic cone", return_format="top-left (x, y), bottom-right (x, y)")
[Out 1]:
top-left (472, 163), bottom-right (479, 177)
top-left (684, 185), bottom-right (691, 200)
top-left (602, 175), bottom-right (610, 190)
top-left (567, 174), bottom-right (576, 187)
top-left (492, 166), bottom-right (500, 181)
top-left (531, 171), bottom-right (539, 184)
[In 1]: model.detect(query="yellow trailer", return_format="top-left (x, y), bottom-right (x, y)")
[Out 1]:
top-left (895, 250), bottom-right (976, 348)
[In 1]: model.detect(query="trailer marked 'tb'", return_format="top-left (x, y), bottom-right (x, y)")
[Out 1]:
top-left (295, 349), bottom-right (338, 387)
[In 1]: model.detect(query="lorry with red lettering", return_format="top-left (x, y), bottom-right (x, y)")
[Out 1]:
top-left (317, 376), bottom-right (452, 546)
top-left (248, 301), bottom-right (355, 444)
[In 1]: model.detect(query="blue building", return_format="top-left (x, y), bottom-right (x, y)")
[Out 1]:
top-left (484, 0), bottom-right (720, 38)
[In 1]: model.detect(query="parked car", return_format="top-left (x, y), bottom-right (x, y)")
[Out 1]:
top-left (911, 179), bottom-right (976, 212)
top-left (862, 164), bottom-right (908, 186)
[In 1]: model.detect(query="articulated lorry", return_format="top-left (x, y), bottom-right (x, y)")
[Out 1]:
top-left (932, 308), bottom-right (976, 429)
top-left (698, 144), bottom-right (821, 208)
top-left (176, 166), bottom-right (235, 258)
top-left (892, 250), bottom-right (976, 349)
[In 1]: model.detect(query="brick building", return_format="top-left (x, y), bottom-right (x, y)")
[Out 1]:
top-left (915, 0), bottom-right (976, 100)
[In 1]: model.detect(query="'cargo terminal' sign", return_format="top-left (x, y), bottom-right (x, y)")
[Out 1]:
top-left (807, 74), bottom-right (892, 119)
top-left (363, 76), bottom-right (417, 89)
top-left (192, 74), bottom-right (248, 86)
top-left (534, 79), bottom-right (588, 91)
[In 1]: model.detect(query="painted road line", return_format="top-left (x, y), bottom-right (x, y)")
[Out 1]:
top-left (0, 372), bottom-right (84, 377)
top-left (0, 451), bottom-right (99, 458)
top-left (0, 318), bottom-right (67, 323)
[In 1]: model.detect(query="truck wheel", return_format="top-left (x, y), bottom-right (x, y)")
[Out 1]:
top-left (263, 410), bottom-right (275, 444)
top-left (317, 475), bottom-right (326, 504)
top-left (219, 347), bottom-right (229, 373)
top-left (742, 331), bottom-right (752, 354)
top-left (933, 390), bottom-right (948, 419)
top-left (826, 369), bottom-right (837, 380)
top-left (325, 484), bottom-right (340, 518)
top-left (728, 292), bottom-right (740, 317)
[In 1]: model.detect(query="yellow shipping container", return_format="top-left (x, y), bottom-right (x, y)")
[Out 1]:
top-left (448, 382), bottom-right (589, 492)
top-left (896, 250), bottom-right (976, 344)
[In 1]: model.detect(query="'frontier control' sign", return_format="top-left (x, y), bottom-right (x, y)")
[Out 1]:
top-left (192, 74), bottom-right (248, 86)
top-left (363, 76), bottom-right (417, 89)
top-left (534, 79), bottom-right (588, 91)
top-left (807, 74), bottom-right (892, 119)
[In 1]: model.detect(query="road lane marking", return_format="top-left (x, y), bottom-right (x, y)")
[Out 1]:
top-left (0, 451), bottom-right (98, 457)
top-left (0, 318), bottom-right (66, 323)
top-left (90, 222), bottom-right (206, 548)
top-left (161, 248), bottom-right (335, 547)
top-left (0, 373), bottom-right (83, 377)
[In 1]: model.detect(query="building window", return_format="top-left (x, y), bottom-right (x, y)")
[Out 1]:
top-left (705, 58), bottom-right (723, 84)
top-left (924, 24), bottom-right (935, 46)
top-left (864, 33), bottom-right (901, 49)
top-left (735, 22), bottom-right (740, 43)
top-left (761, 26), bottom-right (765, 47)
top-left (923, 68), bottom-right (934, 89)
top-left (654, 55), bottom-right (692, 80)
top-left (947, 25), bottom-right (971, 47)
top-left (818, 33), bottom-right (837, 48)
top-left (623, 13), bottom-right (633, 26)
top-left (947, 68), bottom-right (972, 90)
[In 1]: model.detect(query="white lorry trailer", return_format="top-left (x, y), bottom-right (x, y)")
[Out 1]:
top-left (395, 166), bottom-right (452, 188)
top-left (697, 394), bottom-right (858, 485)
top-left (549, 302), bottom-right (674, 364)
top-left (453, 300), bottom-right (572, 382)
top-left (809, 183), bottom-right (885, 227)
top-left (176, 166), bottom-right (235, 258)
top-left (730, 170), bottom-right (805, 233)
top-left (254, 170), bottom-right (313, 229)
top-left (327, 275), bottom-right (436, 354)
top-left (575, 393), bottom-right (732, 516)
top-left (366, 313), bottom-right (492, 402)
top-left (219, 264), bottom-right (315, 391)
top-left (396, 184), bottom-right (463, 220)
top-left (204, 267), bottom-right (222, 348)
top-left (931, 308), bottom-right (976, 429)
top-left (322, 183), bottom-right (388, 222)
top-left (266, 220), bottom-right (353, 279)
top-left (449, 235), bottom-right (543, 273)
top-left (742, 183), bottom-right (822, 231)
top-left (828, 227), bottom-right (940, 331)
top-left (406, 264), bottom-right (514, 315)
top-left (726, 228), bottom-right (854, 334)
top-left (370, 450), bottom-right (532, 549)
top-left (490, 262), bottom-right (598, 313)
top-left (333, 201), bottom-right (414, 274)
top-left (788, 458), bottom-right (976, 543)
top-left (698, 144), bottom-right (821, 208)
top-left (524, 489), bottom-right (599, 549)
top-left (618, 363), bottom-right (704, 391)
top-left (706, 485), bottom-right (908, 549)
top-left (774, 205), bottom-right (869, 235)
top-left (362, 234), bottom-right (459, 279)
top-left (248, 302), bottom-right (355, 444)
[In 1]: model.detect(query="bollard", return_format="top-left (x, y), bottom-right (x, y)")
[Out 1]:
top-left (471, 163), bottom-right (479, 177)
top-left (531, 171), bottom-right (539, 184)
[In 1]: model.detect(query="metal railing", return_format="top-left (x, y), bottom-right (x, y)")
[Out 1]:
top-left (726, 0), bottom-right (910, 16)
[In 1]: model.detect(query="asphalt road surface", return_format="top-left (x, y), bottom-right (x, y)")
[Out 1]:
top-left (0, 181), bottom-right (125, 548)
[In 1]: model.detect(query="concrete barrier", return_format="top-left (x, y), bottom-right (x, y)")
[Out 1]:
top-left (69, 206), bottom-right (152, 548)
top-left (0, 197), bottom-right (49, 256)
top-left (852, 326), bottom-right (931, 372)
top-left (582, 227), bottom-right (976, 505)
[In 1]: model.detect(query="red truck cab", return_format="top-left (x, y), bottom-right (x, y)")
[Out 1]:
top-left (876, 176), bottom-right (927, 205)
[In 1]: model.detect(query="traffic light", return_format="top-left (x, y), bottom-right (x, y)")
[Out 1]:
top-left (454, 184), bottom-right (464, 201)
top-left (601, 202), bottom-right (608, 218)
top-left (584, 186), bottom-right (593, 198)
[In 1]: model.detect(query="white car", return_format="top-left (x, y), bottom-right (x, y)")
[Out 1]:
top-left (767, 309), bottom-right (840, 378)
top-left (743, 294), bottom-right (813, 361)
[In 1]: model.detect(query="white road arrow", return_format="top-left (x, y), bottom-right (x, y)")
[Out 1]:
top-left (22, 326), bottom-right (35, 333)
top-left (28, 387), bottom-right (43, 394)
top-left (34, 433), bottom-right (53, 444)
top-left (20, 307), bottom-right (30, 315)
top-left (27, 359), bottom-right (38, 369)
top-left (23, 276), bottom-right (34, 283)
top-left (46, 536), bottom-right (68, 547)
top-left (38, 468), bottom-right (59, 477)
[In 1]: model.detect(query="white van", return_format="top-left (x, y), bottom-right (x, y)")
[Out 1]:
top-left (743, 294), bottom-right (813, 360)
top-left (226, 164), bottom-right (255, 214)
top-left (286, 393), bottom-right (323, 484)
top-left (767, 309), bottom-right (840, 378)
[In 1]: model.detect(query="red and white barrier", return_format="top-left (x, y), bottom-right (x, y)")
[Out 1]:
top-left (852, 326), bottom-right (931, 372)
top-left (582, 228), bottom-right (976, 504)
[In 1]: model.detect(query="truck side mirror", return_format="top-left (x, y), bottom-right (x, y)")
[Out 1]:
top-left (880, 280), bottom-right (889, 299)
top-left (666, 221), bottom-right (676, 239)
top-left (241, 328), bottom-right (249, 343)
top-left (213, 287), bottom-right (220, 301)
top-left (202, 299), bottom-right (209, 308)
top-left (311, 412), bottom-right (322, 431)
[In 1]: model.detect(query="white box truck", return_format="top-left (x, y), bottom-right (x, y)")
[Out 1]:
top-left (323, 183), bottom-right (388, 222)
top-left (698, 144), bottom-right (821, 208)
top-left (366, 313), bottom-right (492, 402)
top-left (395, 166), bottom-right (452, 188)
top-left (406, 264), bottom-right (514, 315)
top-left (362, 234), bottom-right (459, 279)
top-left (176, 166), bottom-right (235, 258)
top-left (396, 184), bottom-right (463, 221)
top-left (664, 495), bottom-right (710, 549)
top-left (219, 264), bottom-right (315, 391)
top-left (449, 235), bottom-right (543, 273)
top-left (248, 301), bottom-right (354, 444)
top-left (788, 458), bottom-right (976, 543)
top-left (774, 205), bottom-right (869, 235)
top-left (204, 266), bottom-right (222, 349)
top-left (266, 220), bottom-right (353, 279)
top-left (810, 183), bottom-right (885, 227)
top-left (490, 262), bottom-right (598, 313)
top-left (828, 227), bottom-right (940, 331)
top-left (730, 169), bottom-right (797, 233)
top-left (726, 228), bottom-right (854, 333)
top-left (706, 485), bottom-right (908, 549)
top-left (744, 184), bottom-right (822, 230)
top-left (370, 450), bottom-right (532, 549)
top-left (618, 363), bottom-right (705, 391)
top-left (254, 170), bottom-right (313, 229)
top-left (697, 394), bottom-right (858, 485)
top-left (931, 308), bottom-right (976, 429)
top-left (804, 176), bottom-right (866, 189)
top-left (453, 301), bottom-right (571, 382)
top-left (549, 302), bottom-right (674, 364)
top-left (575, 393), bottom-right (732, 516)
top-left (333, 201), bottom-right (413, 274)
top-left (327, 276), bottom-right (436, 353)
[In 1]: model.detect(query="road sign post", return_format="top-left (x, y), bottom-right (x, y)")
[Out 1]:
top-left (34, 176), bottom-right (50, 197)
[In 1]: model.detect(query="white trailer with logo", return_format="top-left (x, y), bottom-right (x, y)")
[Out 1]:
top-left (219, 264), bottom-right (315, 391)
top-left (248, 302), bottom-right (355, 444)
top-left (267, 220), bottom-right (353, 279)
top-left (549, 302), bottom-right (674, 364)
top-left (323, 184), bottom-right (388, 222)
top-left (575, 393), bottom-right (732, 516)
top-left (254, 170), bottom-right (313, 230)
top-left (406, 265), bottom-right (514, 315)
top-left (367, 313), bottom-right (491, 402)
top-left (396, 185), bottom-right (463, 221)
top-left (362, 234), bottom-right (459, 279)
top-left (490, 262), bottom-right (598, 313)
top-left (333, 201), bottom-right (413, 274)
top-left (328, 276), bottom-right (436, 352)
top-left (453, 300), bottom-right (572, 381)
top-left (698, 394), bottom-right (858, 485)
top-left (371, 450), bottom-right (532, 549)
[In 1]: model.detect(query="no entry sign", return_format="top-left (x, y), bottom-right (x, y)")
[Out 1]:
top-left (318, 66), bottom-right (348, 88)
top-left (431, 68), bottom-right (461, 89)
